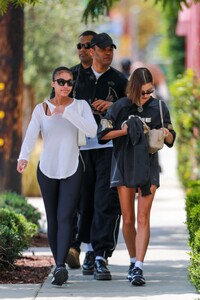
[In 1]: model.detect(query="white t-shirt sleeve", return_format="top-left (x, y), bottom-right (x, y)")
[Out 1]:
top-left (62, 100), bottom-right (97, 137)
top-left (18, 105), bottom-right (41, 161)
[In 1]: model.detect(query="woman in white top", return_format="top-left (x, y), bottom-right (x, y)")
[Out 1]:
top-left (17, 66), bottom-right (97, 286)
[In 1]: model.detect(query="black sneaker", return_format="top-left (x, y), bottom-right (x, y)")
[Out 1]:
top-left (130, 267), bottom-right (146, 286)
top-left (51, 266), bottom-right (68, 286)
top-left (82, 251), bottom-right (95, 275)
top-left (127, 262), bottom-right (135, 281)
top-left (94, 259), bottom-right (112, 280)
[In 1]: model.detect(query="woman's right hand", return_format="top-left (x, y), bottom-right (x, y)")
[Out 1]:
top-left (17, 159), bottom-right (28, 173)
top-left (52, 105), bottom-right (65, 115)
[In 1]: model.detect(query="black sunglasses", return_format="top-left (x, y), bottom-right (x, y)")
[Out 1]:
top-left (54, 78), bottom-right (74, 87)
top-left (141, 89), bottom-right (154, 96)
top-left (76, 43), bottom-right (91, 50)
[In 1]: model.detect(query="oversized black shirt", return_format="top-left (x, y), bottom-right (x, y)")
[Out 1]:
top-left (97, 96), bottom-right (176, 192)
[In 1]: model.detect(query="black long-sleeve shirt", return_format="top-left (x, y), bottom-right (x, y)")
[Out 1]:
top-left (97, 96), bottom-right (176, 192)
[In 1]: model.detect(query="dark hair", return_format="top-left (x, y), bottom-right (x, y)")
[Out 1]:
top-left (50, 66), bottom-right (73, 99)
top-left (126, 67), bottom-right (153, 105)
top-left (52, 66), bottom-right (72, 80)
top-left (79, 30), bottom-right (97, 38)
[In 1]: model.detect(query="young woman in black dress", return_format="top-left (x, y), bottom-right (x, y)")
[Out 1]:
top-left (98, 67), bottom-right (176, 286)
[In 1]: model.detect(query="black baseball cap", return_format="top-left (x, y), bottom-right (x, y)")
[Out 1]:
top-left (90, 33), bottom-right (117, 49)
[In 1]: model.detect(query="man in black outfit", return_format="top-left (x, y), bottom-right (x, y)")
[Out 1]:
top-left (65, 30), bottom-right (97, 269)
top-left (72, 32), bottom-right (128, 280)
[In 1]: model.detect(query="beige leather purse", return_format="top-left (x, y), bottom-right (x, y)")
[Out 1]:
top-left (148, 100), bottom-right (164, 154)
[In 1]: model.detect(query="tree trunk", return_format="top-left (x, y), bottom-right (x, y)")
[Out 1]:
top-left (0, 5), bottom-right (24, 193)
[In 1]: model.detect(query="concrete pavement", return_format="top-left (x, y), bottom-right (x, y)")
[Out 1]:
top-left (0, 146), bottom-right (199, 299)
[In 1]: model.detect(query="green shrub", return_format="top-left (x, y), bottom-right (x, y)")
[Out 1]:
top-left (188, 229), bottom-right (200, 293)
top-left (185, 181), bottom-right (200, 212)
top-left (0, 191), bottom-right (41, 228)
top-left (185, 180), bottom-right (200, 292)
top-left (185, 180), bottom-right (200, 245)
top-left (0, 208), bottom-right (38, 268)
top-left (187, 203), bottom-right (200, 247)
top-left (172, 68), bottom-right (200, 292)
top-left (170, 69), bottom-right (200, 187)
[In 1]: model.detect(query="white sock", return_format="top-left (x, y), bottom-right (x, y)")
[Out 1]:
top-left (130, 257), bottom-right (136, 264)
top-left (135, 261), bottom-right (143, 270)
top-left (86, 243), bottom-right (94, 252)
top-left (95, 256), bottom-right (106, 263)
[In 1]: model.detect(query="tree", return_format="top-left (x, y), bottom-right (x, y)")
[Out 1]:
top-left (160, 5), bottom-right (185, 81)
top-left (1, 1), bottom-right (200, 20)
top-left (0, 5), bottom-right (24, 193)
top-left (24, 0), bottom-right (94, 102)
top-left (82, 0), bottom-right (200, 22)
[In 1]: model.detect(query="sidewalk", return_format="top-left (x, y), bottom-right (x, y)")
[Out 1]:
top-left (1, 146), bottom-right (198, 300)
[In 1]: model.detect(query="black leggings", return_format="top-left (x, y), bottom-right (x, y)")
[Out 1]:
top-left (37, 160), bottom-right (83, 266)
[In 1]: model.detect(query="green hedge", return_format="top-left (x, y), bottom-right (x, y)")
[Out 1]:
top-left (185, 181), bottom-right (200, 246)
top-left (0, 191), bottom-right (41, 268)
top-left (185, 180), bottom-right (200, 292)
top-left (170, 69), bottom-right (200, 292)
top-left (188, 229), bottom-right (200, 293)
top-left (0, 208), bottom-right (38, 268)
top-left (0, 191), bottom-right (41, 228)
top-left (170, 68), bottom-right (200, 186)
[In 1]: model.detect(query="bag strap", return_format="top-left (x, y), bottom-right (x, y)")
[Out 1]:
top-left (45, 102), bottom-right (48, 115)
top-left (159, 100), bottom-right (164, 128)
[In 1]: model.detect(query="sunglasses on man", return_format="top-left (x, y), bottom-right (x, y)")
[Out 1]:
top-left (54, 79), bottom-right (75, 87)
top-left (141, 89), bottom-right (154, 96)
top-left (76, 43), bottom-right (91, 50)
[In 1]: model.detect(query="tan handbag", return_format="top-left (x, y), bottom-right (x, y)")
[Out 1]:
top-left (148, 100), bottom-right (164, 154)
top-left (77, 100), bottom-right (86, 147)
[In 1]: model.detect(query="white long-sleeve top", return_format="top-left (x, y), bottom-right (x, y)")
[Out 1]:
top-left (18, 99), bottom-right (97, 179)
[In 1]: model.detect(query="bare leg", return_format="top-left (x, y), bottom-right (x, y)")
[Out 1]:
top-left (117, 186), bottom-right (136, 258)
top-left (136, 185), bottom-right (157, 262)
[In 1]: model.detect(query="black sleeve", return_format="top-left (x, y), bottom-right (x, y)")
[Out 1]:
top-left (97, 101), bottom-right (122, 144)
top-left (162, 101), bottom-right (176, 147)
top-left (97, 111), bottom-right (115, 144)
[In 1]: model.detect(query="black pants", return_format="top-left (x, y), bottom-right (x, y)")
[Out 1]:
top-left (37, 160), bottom-right (83, 266)
top-left (70, 211), bottom-right (81, 253)
top-left (78, 148), bottom-right (121, 259)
